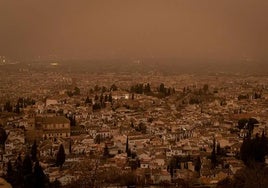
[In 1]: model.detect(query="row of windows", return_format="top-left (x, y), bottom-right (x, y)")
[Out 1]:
top-left (43, 132), bottom-right (70, 137)
top-left (44, 124), bottom-right (69, 129)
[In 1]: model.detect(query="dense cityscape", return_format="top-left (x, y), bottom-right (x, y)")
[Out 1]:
top-left (0, 60), bottom-right (267, 187)
top-left (1, 1), bottom-right (268, 187)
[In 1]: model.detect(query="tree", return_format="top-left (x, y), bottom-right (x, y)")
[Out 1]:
top-left (94, 85), bottom-right (100, 92)
top-left (136, 122), bottom-right (147, 134)
top-left (159, 83), bottom-right (165, 94)
top-left (121, 172), bottom-right (137, 186)
top-left (211, 137), bottom-right (217, 169)
top-left (173, 178), bottom-right (189, 188)
top-left (168, 157), bottom-right (177, 177)
top-left (100, 93), bottom-right (104, 104)
top-left (0, 127), bottom-right (8, 154)
top-left (4, 101), bottom-right (12, 112)
top-left (94, 94), bottom-right (99, 101)
top-left (237, 118), bottom-right (259, 137)
top-left (6, 160), bottom-right (14, 185)
top-left (129, 157), bottom-right (140, 170)
top-left (68, 115), bottom-right (76, 127)
top-left (73, 87), bottom-right (80, 95)
top-left (23, 154), bottom-right (34, 187)
top-left (66, 90), bottom-right (73, 97)
top-left (94, 134), bottom-right (101, 144)
top-left (14, 154), bottom-right (23, 186)
top-left (101, 86), bottom-right (107, 93)
top-left (237, 118), bottom-right (248, 129)
top-left (103, 144), bottom-right (110, 158)
top-left (110, 84), bottom-right (118, 91)
top-left (130, 122), bottom-right (134, 128)
top-left (125, 136), bottom-right (129, 153)
top-left (31, 140), bottom-right (37, 162)
top-left (144, 83), bottom-right (151, 93)
top-left (50, 178), bottom-right (61, 188)
top-left (69, 158), bottom-right (102, 187)
top-left (240, 133), bottom-right (268, 166)
top-left (260, 131), bottom-right (268, 159)
top-left (216, 177), bottom-right (232, 188)
top-left (22, 154), bottom-right (32, 175)
top-left (104, 94), bottom-right (108, 102)
top-left (92, 103), bottom-right (101, 111)
top-left (248, 118), bottom-right (259, 135)
top-left (56, 144), bottom-right (65, 169)
top-left (15, 100), bottom-right (20, 114)
top-left (195, 156), bottom-right (201, 176)
top-left (240, 137), bottom-right (251, 165)
top-left (127, 148), bottom-right (132, 158)
top-left (33, 161), bottom-right (49, 188)
top-left (255, 92), bottom-right (262, 99)
top-left (18, 97), bottom-right (24, 108)
top-left (108, 93), bottom-right (113, 103)
top-left (226, 164), bottom-right (268, 188)
top-left (203, 84), bottom-right (209, 93)
top-left (217, 142), bottom-right (221, 155)
top-left (69, 139), bottom-right (72, 154)
top-left (85, 96), bottom-right (91, 104)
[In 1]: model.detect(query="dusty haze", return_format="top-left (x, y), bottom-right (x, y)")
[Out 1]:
top-left (1, 0), bottom-right (268, 62)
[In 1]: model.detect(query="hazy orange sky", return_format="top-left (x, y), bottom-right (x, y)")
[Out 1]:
top-left (0, 0), bottom-right (267, 61)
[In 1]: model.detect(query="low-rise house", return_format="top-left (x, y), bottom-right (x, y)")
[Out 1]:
top-left (150, 155), bottom-right (166, 170)
top-left (140, 159), bottom-right (150, 169)
top-left (128, 135), bottom-right (150, 149)
top-left (151, 169), bottom-right (171, 184)
top-left (96, 128), bottom-right (111, 139)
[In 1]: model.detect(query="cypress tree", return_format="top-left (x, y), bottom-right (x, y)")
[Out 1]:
top-left (0, 127), bottom-right (8, 153)
top-left (69, 139), bottom-right (72, 154)
top-left (216, 142), bottom-right (221, 155)
top-left (260, 131), bottom-right (267, 157)
top-left (127, 148), bottom-right (132, 158)
top-left (22, 154), bottom-right (32, 175)
top-left (240, 137), bottom-right (251, 165)
top-left (22, 154), bottom-right (34, 188)
top-left (33, 161), bottom-right (48, 188)
top-left (126, 136), bottom-right (129, 153)
top-left (211, 137), bottom-right (217, 168)
top-left (56, 144), bottom-right (65, 169)
top-left (31, 140), bottom-right (37, 162)
top-left (195, 156), bottom-right (201, 176)
top-left (108, 93), bottom-right (113, 103)
top-left (14, 154), bottom-right (23, 186)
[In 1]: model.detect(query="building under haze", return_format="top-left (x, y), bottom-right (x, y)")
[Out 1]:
top-left (25, 116), bottom-right (71, 143)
